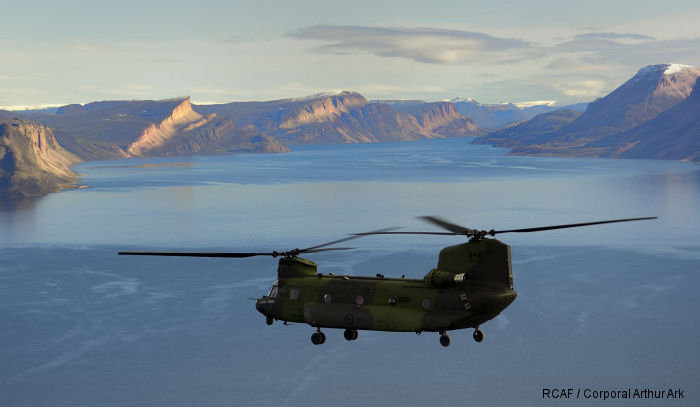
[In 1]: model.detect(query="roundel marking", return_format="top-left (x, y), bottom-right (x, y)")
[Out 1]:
top-left (344, 313), bottom-right (355, 325)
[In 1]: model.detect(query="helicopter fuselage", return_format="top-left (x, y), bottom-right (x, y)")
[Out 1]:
top-left (256, 238), bottom-right (517, 343)
top-left (256, 273), bottom-right (517, 333)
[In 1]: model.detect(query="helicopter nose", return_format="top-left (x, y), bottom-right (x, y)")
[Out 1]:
top-left (255, 298), bottom-right (266, 314)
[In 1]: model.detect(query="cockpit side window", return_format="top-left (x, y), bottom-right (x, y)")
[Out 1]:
top-left (268, 281), bottom-right (279, 298)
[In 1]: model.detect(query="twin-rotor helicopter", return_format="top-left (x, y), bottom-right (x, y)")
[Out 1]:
top-left (119, 216), bottom-right (656, 347)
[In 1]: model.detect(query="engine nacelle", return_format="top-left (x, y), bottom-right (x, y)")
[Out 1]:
top-left (424, 269), bottom-right (467, 288)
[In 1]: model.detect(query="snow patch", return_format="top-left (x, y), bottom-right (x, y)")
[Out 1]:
top-left (1, 103), bottom-right (65, 111)
top-left (514, 100), bottom-right (557, 108)
top-left (450, 97), bottom-right (477, 103)
top-left (664, 63), bottom-right (694, 75)
top-left (292, 90), bottom-right (350, 102)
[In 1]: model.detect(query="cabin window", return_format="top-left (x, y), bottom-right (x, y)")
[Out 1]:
top-left (323, 293), bottom-right (332, 304)
top-left (422, 299), bottom-right (431, 309)
top-left (388, 297), bottom-right (397, 306)
top-left (290, 289), bottom-right (299, 300)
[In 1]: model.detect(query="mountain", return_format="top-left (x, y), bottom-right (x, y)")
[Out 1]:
top-left (450, 98), bottom-right (587, 130)
top-left (195, 91), bottom-right (482, 144)
top-left (472, 109), bottom-right (583, 149)
top-left (598, 77), bottom-right (700, 162)
top-left (380, 101), bottom-right (480, 136)
top-left (0, 117), bottom-right (80, 198)
top-left (558, 64), bottom-right (700, 143)
top-left (474, 64), bottom-right (700, 161)
top-left (26, 97), bottom-right (287, 160)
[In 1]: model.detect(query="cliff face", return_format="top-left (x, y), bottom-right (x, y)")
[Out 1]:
top-left (127, 98), bottom-right (211, 156)
top-left (196, 91), bottom-right (482, 145)
top-left (391, 102), bottom-right (481, 137)
top-left (278, 92), bottom-right (368, 129)
top-left (0, 118), bottom-right (80, 198)
top-left (26, 97), bottom-right (288, 160)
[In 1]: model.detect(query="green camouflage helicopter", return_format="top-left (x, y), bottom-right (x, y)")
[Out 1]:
top-left (119, 216), bottom-right (655, 347)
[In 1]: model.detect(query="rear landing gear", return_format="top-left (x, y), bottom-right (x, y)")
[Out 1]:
top-left (439, 331), bottom-right (451, 347)
top-left (344, 328), bottom-right (359, 341)
top-left (266, 316), bottom-right (273, 325)
top-left (473, 328), bottom-right (484, 343)
top-left (311, 329), bottom-right (326, 345)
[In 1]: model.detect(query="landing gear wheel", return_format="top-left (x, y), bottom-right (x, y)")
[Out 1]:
top-left (344, 328), bottom-right (359, 341)
top-left (473, 329), bottom-right (484, 343)
top-left (266, 316), bottom-right (273, 326)
top-left (311, 331), bottom-right (324, 345)
top-left (439, 332), bottom-right (451, 347)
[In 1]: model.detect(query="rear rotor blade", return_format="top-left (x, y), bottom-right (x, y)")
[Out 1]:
top-left (303, 247), bottom-right (355, 253)
top-left (492, 216), bottom-right (657, 235)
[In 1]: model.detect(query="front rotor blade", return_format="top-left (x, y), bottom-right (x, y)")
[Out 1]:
top-left (299, 227), bottom-right (400, 253)
top-left (352, 231), bottom-right (456, 236)
top-left (492, 216), bottom-right (657, 234)
top-left (418, 216), bottom-right (472, 234)
top-left (118, 251), bottom-right (275, 258)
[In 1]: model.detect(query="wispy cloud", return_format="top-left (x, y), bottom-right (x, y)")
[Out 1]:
top-left (572, 32), bottom-right (654, 41)
top-left (551, 32), bottom-right (700, 68)
top-left (288, 25), bottom-right (535, 64)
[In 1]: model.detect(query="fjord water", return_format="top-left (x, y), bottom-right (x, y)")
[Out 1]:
top-left (1, 138), bottom-right (699, 406)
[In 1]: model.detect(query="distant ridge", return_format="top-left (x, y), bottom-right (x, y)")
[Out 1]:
top-left (194, 91), bottom-right (482, 145)
top-left (449, 98), bottom-right (587, 130)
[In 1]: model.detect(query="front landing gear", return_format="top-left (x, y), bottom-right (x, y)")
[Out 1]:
top-left (311, 329), bottom-right (326, 345)
top-left (473, 328), bottom-right (484, 343)
top-left (439, 331), bottom-right (451, 347)
top-left (266, 316), bottom-right (273, 325)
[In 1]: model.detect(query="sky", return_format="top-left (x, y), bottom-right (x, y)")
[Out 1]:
top-left (1, 0), bottom-right (700, 108)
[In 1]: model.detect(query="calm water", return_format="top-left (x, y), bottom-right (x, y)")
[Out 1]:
top-left (1, 138), bottom-right (699, 406)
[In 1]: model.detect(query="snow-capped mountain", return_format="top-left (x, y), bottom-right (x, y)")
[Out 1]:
top-left (562, 63), bottom-right (700, 139)
top-left (474, 63), bottom-right (700, 162)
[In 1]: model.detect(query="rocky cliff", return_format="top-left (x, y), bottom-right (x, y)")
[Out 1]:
top-left (389, 102), bottom-right (480, 137)
top-left (0, 118), bottom-right (80, 198)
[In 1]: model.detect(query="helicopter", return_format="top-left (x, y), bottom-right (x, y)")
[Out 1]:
top-left (119, 215), bottom-right (656, 347)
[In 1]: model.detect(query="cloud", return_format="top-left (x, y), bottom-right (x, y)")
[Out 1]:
top-left (550, 32), bottom-right (700, 68)
top-left (288, 25), bottom-right (535, 65)
top-left (572, 32), bottom-right (654, 41)
top-left (553, 79), bottom-right (608, 98)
